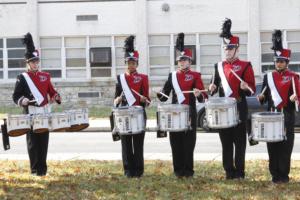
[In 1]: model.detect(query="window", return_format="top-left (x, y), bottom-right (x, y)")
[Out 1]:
top-left (89, 36), bottom-right (112, 78)
top-left (149, 35), bottom-right (171, 77)
top-left (40, 37), bottom-right (62, 78)
top-left (173, 34), bottom-right (196, 68)
top-left (65, 37), bottom-right (87, 78)
top-left (287, 31), bottom-right (300, 72)
top-left (199, 34), bottom-right (222, 75)
top-left (7, 38), bottom-right (25, 79)
top-left (260, 32), bottom-right (274, 72)
top-left (0, 39), bottom-right (3, 79)
top-left (114, 36), bottom-right (130, 75)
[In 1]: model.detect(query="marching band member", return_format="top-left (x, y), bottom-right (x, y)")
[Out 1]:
top-left (157, 33), bottom-right (207, 178)
top-left (209, 19), bottom-right (256, 179)
top-left (113, 36), bottom-right (150, 178)
top-left (12, 33), bottom-right (61, 176)
top-left (257, 30), bottom-right (300, 183)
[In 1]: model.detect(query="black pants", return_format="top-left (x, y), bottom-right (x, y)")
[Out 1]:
top-left (267, 111), bottom-right (295, 182)
top-left (169, 128), bottom-right (196, 177)
top-left (26, 131), bottom-right (49, 175)
top-left (121, 132), bottom-right (145, 177)
top-left (218, 122), bottom-right (247, 178)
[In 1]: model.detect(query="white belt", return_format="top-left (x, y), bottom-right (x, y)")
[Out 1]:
top-left (28, 105), bottom-right (51, 115)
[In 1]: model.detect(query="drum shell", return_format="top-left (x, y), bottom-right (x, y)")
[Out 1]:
top-left (157, 104), bottom-right (190, 132)
top-left (7, 115), bottom-right (31, 137)
top-left (67, 109), bottom-right (89, 131)
top-left (251, 112), bottom-right (285, 142)
top-left (32, 114), bottom-right (49, 134)
top-left (50, 113), bottom-right (71, 132)
top-left (113, 106), bottom-right (145, 135)
top-left (205, 97), bottom-right (239, 129)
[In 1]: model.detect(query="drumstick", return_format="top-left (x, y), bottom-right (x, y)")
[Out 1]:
top-left (131, 89), bottom-right (151, 104)
top-left (182, 89), bottom-right (208, 94)
top-left (292, 77), bottom-right (299, 112)
top-left (156, 91), bottom-right (170, 99)
top-left (260, 86), bottom-right (267, 96)
top-left (230, 69), bottom-right (254, 94)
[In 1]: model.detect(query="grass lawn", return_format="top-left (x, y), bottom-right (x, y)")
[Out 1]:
top-left (0, 106), bottom-right (158, 120)
top-left (1, 160), bottom-right (300, 199)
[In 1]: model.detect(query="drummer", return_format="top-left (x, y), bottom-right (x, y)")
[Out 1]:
top-left (12, 33), bottom-right (61, 176)
top-left (257, 30), bottom-right (300, 184)
top-left (157, 33), bottom-right (207, 178)
top-left (113, 35), bottom-right (150, 178)
top-left (208, 19), bottom-right (256, 180)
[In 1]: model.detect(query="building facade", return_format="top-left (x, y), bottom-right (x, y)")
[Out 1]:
top-left (0, 0), bottom-right (299, 106)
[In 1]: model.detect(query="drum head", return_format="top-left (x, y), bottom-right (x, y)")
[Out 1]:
top-left (8, 129), bottom-right (30, 137)
top-left (206, 97), bottom-right (236, 106)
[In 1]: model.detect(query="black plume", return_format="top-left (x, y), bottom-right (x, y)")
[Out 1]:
top-left (175, 32), bottom-right (185, 52)
top-left (22, 33), bottom-right (35, 55)
top-left (124, 35), bottom-right (135, 53)
top-left (271, 30), bottom-right (283, 51)
top-left (219, 18), bottom-right (232, 39)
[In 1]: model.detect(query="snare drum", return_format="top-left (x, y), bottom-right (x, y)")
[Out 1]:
top-left (32, 114), bottom-right (49, 134)
top-left (251, 112), bottom-right (285, 142)
top-left (7, 114), bottom-right (31, 137)
top-left (50, 113), bottom-right (70, 132)
top-left (205, 97), bottom-right (239, 129)
top-left (112, 106), bottom-right (145, 135)
top-left (68, 109), bottom-right (89, 131)
top-left (157, 104), bottom-right (190, 132)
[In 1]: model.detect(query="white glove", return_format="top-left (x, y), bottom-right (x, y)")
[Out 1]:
top-left (209, 84), bottom-right (217, 93)
top-left (21, 98), bottom-right (30, 106)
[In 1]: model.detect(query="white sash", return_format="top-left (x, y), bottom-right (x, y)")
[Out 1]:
top-left (120, 73), bottom-right (136, 106)
top-left (218, 62), bottom-right (233, 97)
top-left (22, 72), bottom-right (44, 106)
top-left (171, 71), bottom-right (185, 104)
top-left (267, 72), bottom-right (282, 107)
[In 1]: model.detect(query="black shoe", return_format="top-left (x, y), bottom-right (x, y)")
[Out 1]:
top-left (272, 177), bottom-right (281, 184)
top-left (37, 172), bottom-right (47, 176)
top-left (280, 177), bottom-right (289, 183)
top-left (124, 171), bottom-right (134, 178)
top-left (134, 171), bottom-right (143, 178)
top-left (184, 171), bottom-right (194, 178)
top-left (234, 172), bottom-right (245, 180)
top-left (226, 172), bottom-right (235, 180)
top-left (174, 171), bottom-right (185, 178)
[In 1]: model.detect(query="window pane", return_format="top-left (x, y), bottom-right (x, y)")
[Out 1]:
top-left (290, 52), bottom-right (300, 62)
top-left (90, 48), bottom-right (112, 67)
top-left (239, 54), bottom-right (248, 60)
top-left (261, 43), bottom-right (273, 53)
top-left (239, 44), bottom-right (247, 54)
top-left (8, 70), bottom-right (24, 78)
top-left (261, 53), bottom-right (274, 62)
top-left (150, 67), bottom-right (170, 77)
top-left (114, 36), bottom-right (130, 47)
top-left (150, 57), bottom-right (170, 65)
top-left (235, 33), bottom-right (248, 44)
top-left (40, 38), bottom-right (61, 48)
top-left (41, 59), bottom-right (61, 68)
top-left (66, 48), bottom-right (86, 58)
top-left (262, 64), bottom-right (275, 72)
top-left (200, 55), bottom-right (221, 65)
top-left (43, 70), bottom-right (61, 78)
top-left (7, 38), bottom-right (23, 48)
top-left (200, 45), bottom-right (220, 55)
top-left (8, 49), bottom-right (25, 58)
top-left (200, 66), bottom-right (215, 75)
top-left (0, 71), bottom-right (3, 79)
top-left (289, 64), bottom-right (300, 72)
top-left (0, 50), bottom-right (2, 59)
top-left (260, 32), bottom-right (272, 43)
top-left (199, 34), bottom-right (220, 44)
top-left (65, 37), bottom-right (86, 48)
top-left (287, 31), bottom-right (300, 41)
top-left (288, 42), bottom-right (300, 52)
top-left (90, 36), bottom-right (111, 47)
top-left (149, 47), bottom-right (169, 57)
top-left (91, 68), bottom-right (111, 77)
top-left (66, 58), bottom-right (86, 67)
top-left (0, 60), bottom-right (3, 68)
top-left (174, 34), bottom-right (195, 45)
top-left (0, 39), bottom-right (3, 48)
top-left (41, 49), bottom-right (61, 59)
top-left (66, 69), bottom-right (86, 78)
top-left (149, 35), bottom-right (170, 45)
top-left (8, 59), bottom-right (24, 68)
